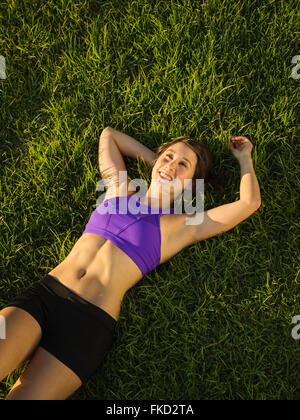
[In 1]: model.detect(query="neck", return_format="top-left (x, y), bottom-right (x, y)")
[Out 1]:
top-left (138, 186), bottom-right (175, 210)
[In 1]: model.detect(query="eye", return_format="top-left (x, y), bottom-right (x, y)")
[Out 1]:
top-left (165, 154), bottom-right (172, 162)
top-left (165, 154), bottom-right (187, 167)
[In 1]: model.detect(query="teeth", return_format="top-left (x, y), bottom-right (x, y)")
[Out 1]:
top-left (160, 172), bottom-right (172, 181)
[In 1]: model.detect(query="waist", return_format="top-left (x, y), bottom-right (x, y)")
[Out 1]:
top-left (41, 274), bottom-right (118, 328)
top-left (48, 236), bottom-right (144, 320)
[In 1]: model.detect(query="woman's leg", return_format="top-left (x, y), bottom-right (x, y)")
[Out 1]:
top-left (0, 307), bottom-right (42, 382)
top-left (5, 347), bottom-right (82, 400)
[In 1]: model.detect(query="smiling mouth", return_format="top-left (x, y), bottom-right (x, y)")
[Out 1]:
top-left (158, 171), bottom-right (173, 181)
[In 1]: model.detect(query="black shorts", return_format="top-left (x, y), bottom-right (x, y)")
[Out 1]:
top-left (2, 274), bottom-right (117, 384)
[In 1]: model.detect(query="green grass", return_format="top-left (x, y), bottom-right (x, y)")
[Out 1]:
top-left (0, 0), bottom-right (299, 400)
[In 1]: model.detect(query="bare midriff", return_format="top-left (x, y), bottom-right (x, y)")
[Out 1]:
top-left (48, 188), bottom-right (178, 322)
top-left (48, 232), bottom-right (144, 322)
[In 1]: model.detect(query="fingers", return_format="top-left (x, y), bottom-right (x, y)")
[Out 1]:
top-left (230, 136), bottom-right (249, 142)
top-left (230, 137), bottom-right (243, 149)
top-left (229, 135), bottom-right (251, 148)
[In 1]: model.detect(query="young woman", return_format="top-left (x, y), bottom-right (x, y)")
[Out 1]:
top-left (0, 127), bottom-right (261, 400)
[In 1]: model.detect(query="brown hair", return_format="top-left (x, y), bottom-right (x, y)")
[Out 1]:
top-left (147, 136), bottom-right (224, 197)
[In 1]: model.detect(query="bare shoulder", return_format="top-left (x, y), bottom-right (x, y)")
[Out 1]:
top-left (160, 212), bottom-right (199, 264)
top-left (103, 187), bottom-right (136, 202)
top-left (160, 199), bottom-right (260, 264)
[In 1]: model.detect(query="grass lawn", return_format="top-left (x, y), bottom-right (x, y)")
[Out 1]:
top-left (0, 0), bottom-right (299, 400)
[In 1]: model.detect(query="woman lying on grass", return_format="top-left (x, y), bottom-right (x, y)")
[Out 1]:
top-left (0, 128), bottom-right (261, 400)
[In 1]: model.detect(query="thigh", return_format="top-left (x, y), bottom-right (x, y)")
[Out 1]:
top-left (0, 307), bottom-right (42, 381)
top-left (5, 347), bottom-right (82, 400)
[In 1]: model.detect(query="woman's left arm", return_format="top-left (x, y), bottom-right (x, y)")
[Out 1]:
top-left (238, 156), bottom-right (261, 205)
top-left (105, 127), bottom-right (156, 166)
top-left (230, 136), bottom-right (261, 205)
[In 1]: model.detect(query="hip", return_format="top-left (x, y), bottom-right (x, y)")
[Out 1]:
top-left (2, 274), bottom-right (117, 383)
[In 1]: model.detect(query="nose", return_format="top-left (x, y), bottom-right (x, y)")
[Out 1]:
top-left (163, 165), bottom-right (175, 178)
top-left (165, 160), bottom-right (177, 172)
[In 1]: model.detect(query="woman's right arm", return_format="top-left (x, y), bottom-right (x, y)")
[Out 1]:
top-left (103, 127), bottom-right (156, 166)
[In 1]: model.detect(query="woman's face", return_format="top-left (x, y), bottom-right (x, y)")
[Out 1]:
top-left (151, 142), bottom-right (197, 193)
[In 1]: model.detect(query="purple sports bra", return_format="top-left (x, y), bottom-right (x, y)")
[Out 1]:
top-left (82, 193), bottom-right (175, 276)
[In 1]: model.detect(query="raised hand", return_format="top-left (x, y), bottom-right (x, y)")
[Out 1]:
top-left (229, 136), bottom-right (253, 161)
